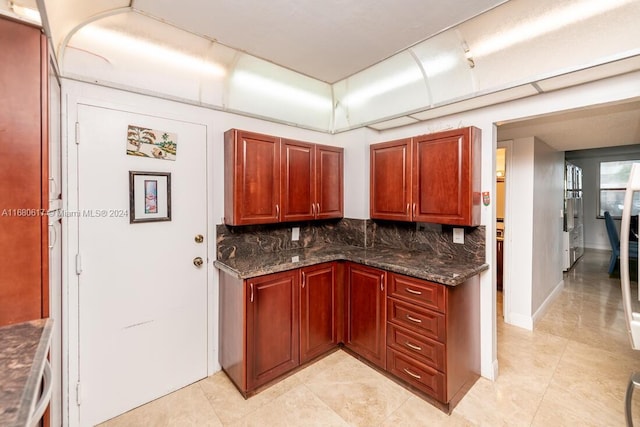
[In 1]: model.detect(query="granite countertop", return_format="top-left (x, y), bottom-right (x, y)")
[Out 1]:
top-left (215, 245), bottom-right (488, 286)
top-left (0, 318), bottom-right (54, 427)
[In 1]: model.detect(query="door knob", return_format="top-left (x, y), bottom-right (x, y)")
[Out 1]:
top-left (194, 234), bottom-right (204, 243)
top-left (193, 257), bottom-right (204, 267)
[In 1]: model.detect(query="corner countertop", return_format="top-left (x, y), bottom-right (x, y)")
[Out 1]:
top-left (215, 245), bottom-right (488, 286)
top-left (0, 318), bottom-right (53, 427)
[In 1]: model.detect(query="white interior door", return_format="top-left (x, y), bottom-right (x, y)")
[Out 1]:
top-left (76, 104), bottom-right (208, 426)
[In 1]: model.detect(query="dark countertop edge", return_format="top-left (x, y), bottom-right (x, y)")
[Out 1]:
top-left (214, 254), bottom-right (489, 286)
top-left (14, 318), bottom-right (54, 427)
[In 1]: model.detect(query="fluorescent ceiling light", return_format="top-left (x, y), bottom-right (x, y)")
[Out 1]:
top-left (10, 2), bottom-right (41, 24)
top-left (420, 53), bottom-right (460, 77)
top-left (472, 0), bottom-right (634, 57)
top-left (342, 67), bottom-right (424, 107)
top-left (231, 70), bottom-right (333, 111)
top-left (78, 26), bottom-right (226, 77)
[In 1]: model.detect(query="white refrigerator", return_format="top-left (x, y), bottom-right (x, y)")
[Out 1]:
top-left (621, 162), bottom-right (640, 424)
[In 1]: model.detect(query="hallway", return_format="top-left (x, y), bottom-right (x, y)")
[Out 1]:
top-left (101, 249), bottom-right (640, 426)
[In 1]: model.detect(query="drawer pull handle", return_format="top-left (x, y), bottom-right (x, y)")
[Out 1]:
top-left (403, 368), bottom-right (421, 380)
top-left (406, 314), bottom-right (422, 323)
top-left (250, 283), bottom-right (254, 303)
top-left (405, 341), bottom-right (422, 351)
top-left (405, 287), bottom-right (422, 295)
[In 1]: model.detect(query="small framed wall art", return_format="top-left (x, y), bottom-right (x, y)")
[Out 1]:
top-left (129, 171), bottom-right (172, 223)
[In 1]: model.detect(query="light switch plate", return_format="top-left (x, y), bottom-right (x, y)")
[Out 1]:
top-left (292, 227), bottom-right (300, 241)
top-left (453, 228), bottom-right (464, 244)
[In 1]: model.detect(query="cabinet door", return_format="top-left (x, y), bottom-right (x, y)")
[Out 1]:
top-left (246, 270), bottom-right (299, 391)
top-left (300, 263), bottom-right (337, 363)
top-left (413, 127), bottom-right (480, 226)
top-left (370, 138), bottom-right (412, 221)
top-left (0, 18), bottom-right (47, 325)
top-left (224, 129), bottom-right (280, 225)
top-left (281, 139), bottom-right (315, 222)
top-left (346, 263), bottom-right (386, 369)
top-left (315, 144), bottom-right (343, 219)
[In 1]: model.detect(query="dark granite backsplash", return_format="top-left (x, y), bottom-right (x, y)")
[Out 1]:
top-left (368, 220), bottom-right (485, 263)
top-left (217, 218), bottom-right (485, 264)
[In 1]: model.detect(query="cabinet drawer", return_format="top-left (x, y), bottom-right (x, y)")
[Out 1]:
top-left (387, 324), bottom-right (445, 371)
top-left (387, 349), bottom-right (445, 402)
top-left (388, 273), bottom-right (445, 313)
top-left (388, 299), bottom-right (445, 341)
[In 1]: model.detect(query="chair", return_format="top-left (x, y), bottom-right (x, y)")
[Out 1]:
top-left (604, 210), bottom-right (638, 275)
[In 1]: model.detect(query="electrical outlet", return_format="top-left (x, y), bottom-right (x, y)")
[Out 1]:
top-left (292, 227), bottom-right (300, 241)
top-left (453, 228), bottom-right (464, 244)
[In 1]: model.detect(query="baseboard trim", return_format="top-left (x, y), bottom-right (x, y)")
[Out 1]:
top-left (532, 279), bottom-right (565, 327)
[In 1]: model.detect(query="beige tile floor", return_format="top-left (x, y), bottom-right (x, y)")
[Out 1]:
top-left (101, 249), bottom-right (640, 426)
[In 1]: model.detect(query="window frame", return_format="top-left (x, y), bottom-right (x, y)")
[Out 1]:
top-left (597, 159), bottom-right (640, 219)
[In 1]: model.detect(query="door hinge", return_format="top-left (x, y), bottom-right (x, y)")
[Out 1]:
top-left (75, 253), bottom-right (82, 275)
top-left (75, 122), bottom-right (80, 145)
top-left (76, 381), bottom-right (82, 406)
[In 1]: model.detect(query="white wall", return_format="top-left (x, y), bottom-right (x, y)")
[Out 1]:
top-left (505, 137), bottom-right (535, 328)
top-left (531, 138), bottom-right (565, 318)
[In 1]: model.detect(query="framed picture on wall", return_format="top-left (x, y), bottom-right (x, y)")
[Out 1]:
top-left (129, 171), bottom-right (172, 223)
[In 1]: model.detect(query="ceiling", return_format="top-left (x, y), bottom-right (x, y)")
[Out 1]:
top-left (101, 1), bottom-right (640, 150)
top-left (497, 98), bottom-right (640, 152)
top-left (10, 0), bottom-right (639, 150)
top-left (131, 0), bottom-right (507, 83)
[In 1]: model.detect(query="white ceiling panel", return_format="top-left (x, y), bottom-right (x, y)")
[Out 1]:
top-left (131, 0), bottom-right (507, 83)
top-left (497, 100), bottom-right (640, 151)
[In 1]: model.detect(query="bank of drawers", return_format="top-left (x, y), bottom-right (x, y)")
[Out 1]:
top-left (386, 272), bottom-right (447, 401)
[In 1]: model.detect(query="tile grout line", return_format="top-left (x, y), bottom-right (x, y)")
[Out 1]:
top-left (527, 335), bottom-right (570, 426)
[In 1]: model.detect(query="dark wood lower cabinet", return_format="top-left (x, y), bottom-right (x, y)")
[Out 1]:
top-left (246, 270), bottom-right (299, 391)
top-left (300, 263), bottom-right (337, 363)
top-left (219, 263), bottom-right (337, 395)
top-left (386, 272), bottom-right (480, 412)
top-left (219, 261), bottom-right (479, 412)
top-left (345, 263), bottom-right (387, 369)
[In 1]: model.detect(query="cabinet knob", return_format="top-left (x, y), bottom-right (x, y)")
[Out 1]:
top-left (194, 234), bottom-right (204, 243)
top-left (193, 257), bottom-right (204, 267)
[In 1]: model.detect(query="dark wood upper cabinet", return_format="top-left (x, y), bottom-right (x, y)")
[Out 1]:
top-left (413, 127), bottom-right (481, 226)
top-left (370, 127), bottom-right (481, 226)
top-left (299, 262), bottom-right (337, 363)
top-left (315, 144), bottom-right (343, 220)
top-left (0, 17), bottom-right (49, 326)
top-left (281, 139), bottom-right (315, 222)
top-left (225, 130), bottom-right (343, 225)
top-left (224, 129), bottom-right (280, 225)
top-left (280, 140), bottom-right (344, 222)
top-left (345, 263), bottom-right (387, 370)
top-left (370, 138), bottom-right (412, 221)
